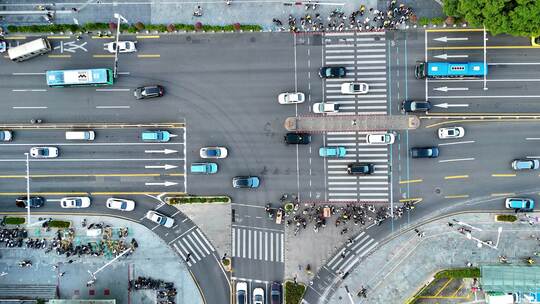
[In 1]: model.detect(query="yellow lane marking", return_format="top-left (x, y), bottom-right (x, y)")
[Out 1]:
top-left (91, 36), bottom-right (114, 39)
top-left (399, 179), bottom-right (423, 184)
top-left (93, 54), bottom-right (115, 58)
top-left (434, 278), bottom-right (453, 297)
top-left (444, 175), bottom-right (469, 180)
top-left (0, 192), bottom-right (186, 196)
top-left (426, 28), bottom-right (484, 33)
top-left (428, 46), bottom-right (538, 50)
top-left (46, 36), bottom-right (71, 39)
top-left (136, 35), bottom-right (160, 39)
top-left (48, 55), bottom-right (71, 58)
top-left (399, 198), bottom-right (423, 203)
top-left (492, 173), bottom-right (516, 177)
top-left (4, 36), bottom-right (26, 40)
top-left (444, 195), bottom-right (469, 199)
top-left (425, 118), bottom-right (540, 128)
top-left (0, 173), bottom-right (161, 179)
top-left (166, 173), bottom-right (186, 176)
top-left (491, 192), bottom-right (515, 197)
top-left (451, 282), bottom-right (464, 297)
top-left (137, 54), bottom-right (160, 58)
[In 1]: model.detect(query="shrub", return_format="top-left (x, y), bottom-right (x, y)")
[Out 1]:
top-left (496, 214), bottom-right (517, 222)
top-left (222, 258), bottom-right (230, 266)
top-left (431, 17), bottom-right (445, 25)
top-left (434, 268), bottom-right (480, 279)
top-left (134, 22), bottom-right (145, 30)
top-left (108, 22), bottom-right (117, 32)
top-left (167, 24), bottom-right (176, 32)
top-left (419, 17), bottom-right (430, 26)
top-left (48, 220), bottom-right (71, 228)
top-left (195, 22), bottom-right (203, 31)
top-left (233, 23), bottom-right (241, 31)
top-left (167, 196), bottom-right (230, 204)
top-left (284, 281), bottom-right (306, 304)
top-left (4, 217), bottom-right (25, 225)
top-left (445, 16), bottom-right (455, 26)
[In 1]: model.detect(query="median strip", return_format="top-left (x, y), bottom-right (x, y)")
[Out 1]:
top-left (399, 179), bottom-right (423, 184)
top-left (491, 173), bottom-right (516, 177)
top-left (444, 175), bottom-right (469, 180)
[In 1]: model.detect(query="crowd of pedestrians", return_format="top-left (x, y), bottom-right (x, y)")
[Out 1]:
top-left (129, 276), bottom-right (177, 304)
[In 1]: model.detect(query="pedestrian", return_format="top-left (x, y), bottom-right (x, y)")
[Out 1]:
top-left (71, 7), bottom-right (78, 13)
top-left (341, 252), bottom-right (346, 259)
top-left (185, 253), bottom-right (192, 262)
top-left (59, 271), bottom-right (66, 277)
top-left (67, 259), bottom-right (74, 263)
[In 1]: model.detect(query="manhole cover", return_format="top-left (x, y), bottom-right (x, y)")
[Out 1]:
top-left (435, 188), bottom-right (441, 195)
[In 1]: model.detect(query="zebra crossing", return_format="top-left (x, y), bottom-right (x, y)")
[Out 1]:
top-left (323, 31), bottom-right (390, 202)
top-left (326, 231), bottom-right (378, 275)
top-left (232, 227), bottom-right (284, 263)
top-left (171, 228), bottom-right (216, 267)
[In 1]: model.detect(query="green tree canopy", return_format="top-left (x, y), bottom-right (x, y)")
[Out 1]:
top-left (442, 0), bottom-right (540, 36)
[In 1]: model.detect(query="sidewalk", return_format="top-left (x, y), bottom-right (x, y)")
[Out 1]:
top-left (0, 0), bottom-right (443, 30)
top-left (327, 213), bottom-right (540, 304)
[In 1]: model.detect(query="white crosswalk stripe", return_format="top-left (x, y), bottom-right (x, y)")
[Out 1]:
top-left (172, 228), bottom-right (215, 267)
top-left (322, 32), bottom-right (390, 202)
top-left (327, 232), bottom-right (378, 274)
top-left (231, 227), bottom-right (284, 263)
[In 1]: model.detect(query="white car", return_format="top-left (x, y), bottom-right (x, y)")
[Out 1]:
top-left (438, 127), bottom-right (465, 139)
top-left (145, 210), bottom-right (175, 228)
top-left (60, 197), bottom-right (91, 209)
top-left (278, 92), bottom-right (305, 104)
top-left (366, 133), bottom-right (395, 145)
top-left (105, 41), bottom-right (137, 53)
top-left (236, 282), bottom-right (248, 304)
top-left (312, 102), bottom-right (339, 114)
top-left (106, 198), bottom-right (135, 211)
top-left (253, 287), bottom-right (264, 304)
top-left (341, 82), bottom-right (369, 94)
top-left (200, 147), bottom-right (228, 159)
top-left (30, 147), bottom-right (59, 158)
top-left (0, 130), bottom-right (12, 141)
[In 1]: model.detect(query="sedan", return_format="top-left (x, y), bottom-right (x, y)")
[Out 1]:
top-left (30, 147), bottom-right (59, 158)
top-left (401, 100), bottom-right (432, 113)
top-left (106, 198), bottom-right (135, 211)
top-left (366, 133), bottom-right (395, 145)
top-left (0, 130), bottom-right (12, 141)
top-left (313, 102), bottom-right (339, 114)
top-left (232, 176), bottom-right (260, 189)
top-left (61, 197), bottom-right (91, 209)
top-left (271, 282), bottom-right (282, 304)
top-left (505, 197), bottom-right (534, 212)
top-left (319, 66), bottom-right (346, 78)
top-left (341, 82), bottom-right (369, 94)
top-left (278, 92), bottom-right (305, 104)
top-left (411, 147), bottom-right (439, 158)
top-left (145, 210), bottom-right (175, 228)
top-left (512, 159), bottom-right (540, 170)
top-left (438, 127), bottom-right (465, 139)
top-left (284, 133), bottom-right (311, 144)
top-left (347, 163), bottom-right (374, 175)
top-left (319, 146), bottom-right (346, 158)
top-left (253, 287), bottom-right (265, 304)
top-left (236, 282), bottom-right (248, 304)
top-left (200, 146), bottom-right (228, 159)
top-left (105, 41), bottom-right (137, 53)
top-left (134, 85), bottom-right (164, 100)
top-left (15, 196), bottom-right (45, 208)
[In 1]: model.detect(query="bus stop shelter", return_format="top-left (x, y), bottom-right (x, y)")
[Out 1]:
top-left (481, 265), bottom-right (540, 293)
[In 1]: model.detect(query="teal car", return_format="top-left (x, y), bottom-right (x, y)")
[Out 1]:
top-left (190, 162), bottom-right (218, 174)
top-left (505, 197), bottom-right (534, 212)
top-left (319, 146), bottom-right (347, 158)
top-left (141, 130), bottom-right (170, 142)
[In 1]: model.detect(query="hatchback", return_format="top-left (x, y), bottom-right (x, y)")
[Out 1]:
top-left (411, 147), bottom-right (439, 158)
top-left (511, 159), bottom-right (540, 170)
top-left (319, 66), bottom-right (346, 78)
top-left (232, 176), bottom-right (260, 188)
top-left (347, 163), bottom-right (374, 175)
top-left (15, 196), bottom-right (45, 208)
top-left (505, 197), bottom-right (534, 212)
top-left (319, 146), bottom-right (346, 158)
top-left (141, 130), bottom-right (170, 142)
top-left (284, 133), bottom-right (311, 145)
top-left (402, 100), bottom-right (432, 113)
top-left (133, 85), bottom-right (164, 100)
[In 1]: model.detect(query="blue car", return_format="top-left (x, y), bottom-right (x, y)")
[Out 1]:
top-left (232, 176), bottom-right (260, 188)
top-left (142, 130), bottom-right (170, 142)
top-left (319, 146), bottom-right (347, 158)
top-left (190, 162), bottom-right (218, 174)
top-left (505, 197), bottom-right (534, 212)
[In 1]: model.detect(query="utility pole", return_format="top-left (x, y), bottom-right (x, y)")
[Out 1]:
top-left (112, 13), bottom-right (128, 79)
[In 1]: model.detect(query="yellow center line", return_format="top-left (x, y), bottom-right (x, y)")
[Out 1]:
top-left (399, 179), bottom-right (423, 184)
top-left (166, 173), bottom-right (186, 176)
top-left (136, 35), bottom-right (160, 39)
top-left (91, 36), bottom-right (114, 39)
top-left (492, 173), bottom-right (516, 177)
top-left (137, 54), bottom-right (160, 58)
top-left (444, 195), bottom-right (469, 199)
top-left (48, 55), bottom-right (71, 58)
top-left (428, 45), bottom-right (537, 50)
top-left (93, 54), bottom-right (115, 58)
top-left (46, 36), bottom-right (72, 39)
top-left (4, 36), bottom-right (26, 40)
top-left (399, 198), bottom-right (423, 203)
top-left (434, 278), bottom-right (453, 297)
top-left (451, 282), bottom-right (464, 297)
top-left (491, 192), bottom-right (515, 197)
top-left (0, 173), bottom-right (161, 178)
top-left (426, 28), bottom-right (485, 33)
top-left (444, 175), bottom-right (469, 180)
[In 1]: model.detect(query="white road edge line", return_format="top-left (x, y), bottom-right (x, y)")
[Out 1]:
top-left (438, 157), bottom-right (475, 163)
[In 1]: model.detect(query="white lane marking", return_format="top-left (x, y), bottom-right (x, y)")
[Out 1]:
top-left (12, 106), bottom-right (48, 109)
top-left (230, 202), bottom-right (265, 209)
top-left (270, 232), bottom-right (274, 262)
top-left (488, 62), bottom-right (540, 65)
top-left (0, 142), bottom-right (185, 146)
top-left (438, 158), bottom-right (475, 163)
top-left (437, 140), bottom-right (475, 146)
top-left (12, 72), bottom-right (46, 75)
top-left (248, 229), bottom-right (252, 259)
top-left (526, 138), bottom-right (540, 141)
top-left (95, 88), bottom-right (131, 91)
top-left (117, 72), bottom-right (130, 75)
top-left (96, 105), bottom-right (130, 109)
top-left (431, 95), bottom-right (540, 99)
top-left (195, 229), bottom-right (215, 252)
top-left (12, 89), bottom-right (47, 92)
top-left (429, 78), bottom-right (540, 83)
top-left (0, 158), bottom-right (185, 162)
top-left (264, 232), bottom-right (268, 261)
top-left (242, 229), bottom-right (246, 258)
top-left (232, 228), bottom-right (236, 257)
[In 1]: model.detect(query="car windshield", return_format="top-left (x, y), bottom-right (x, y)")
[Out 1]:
top-left (352, 84), bottom-right (360, 91)
top-left (146, 87), bottom-right (159, 94)
top-left (237, 294), bottom-right (245, 303)
top-left (120, 201), bottom-right (127, 209)
top-left (157, 215), bottom-right (166, 225)
top-left (74, 199), bottom-right (82, 206)
top-left (255, 295), bottom-right (263, 301)
top-left (39, 149), bottom-right (48, 156)
top-left (236, 179), bottom-right (249, 186)
top-left (207, 149), bottom-right (219, 156)
top-left (447, 129), bottom-right (455, 135)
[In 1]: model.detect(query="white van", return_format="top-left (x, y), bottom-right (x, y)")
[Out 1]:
top-left (65, 131), bottom-right (95, 141)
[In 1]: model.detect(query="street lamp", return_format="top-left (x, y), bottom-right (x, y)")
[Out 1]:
top-left (112, 13), bottom-right (128, 79)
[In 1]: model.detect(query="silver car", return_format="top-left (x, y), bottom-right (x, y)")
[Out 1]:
top-left (145, 210), bottom-right (175, 228)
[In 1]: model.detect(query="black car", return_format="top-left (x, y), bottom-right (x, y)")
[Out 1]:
top-left (284, 133), bottom-right (311, 145)
top-left (411, 147), bottom-right (439, 158)
top-left (401, 100), bottom-right (432, 113)
top-left (347, 163), bottom-right (374, 175)
top-left (319, 66), bottom-right (346, 78)
top-left (133, 85), bottom-right (164, 100)
top-left (15, 196), bottom-right (45, 208)
top-left (271, 282), bottom-right (282, 304)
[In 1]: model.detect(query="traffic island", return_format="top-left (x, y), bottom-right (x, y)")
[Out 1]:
top-left (3, 217), bottom-right (25, 225)
top-left (222, 257), bottom-right (232, 272)
top-left (284, 281), bottom-right (306, 304)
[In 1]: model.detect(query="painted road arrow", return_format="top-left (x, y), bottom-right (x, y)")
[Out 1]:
top-left (145, 181), bottom-right (178, 187)
top-left (433, 36), bottom-right (469, 42)
top-left (144, 149), bottom-right (178, 154)
top-left (435, 103), bottom-right (469, 109)
top-left (144, 164), bottom-right (178, 170)
top-left (434, 86), bottom-right (469, 92)
top-left (433, 53), bottom-right (469, 60)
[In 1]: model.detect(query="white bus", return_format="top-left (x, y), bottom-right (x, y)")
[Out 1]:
top-left (8, 38), bottom-right (51, 62)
